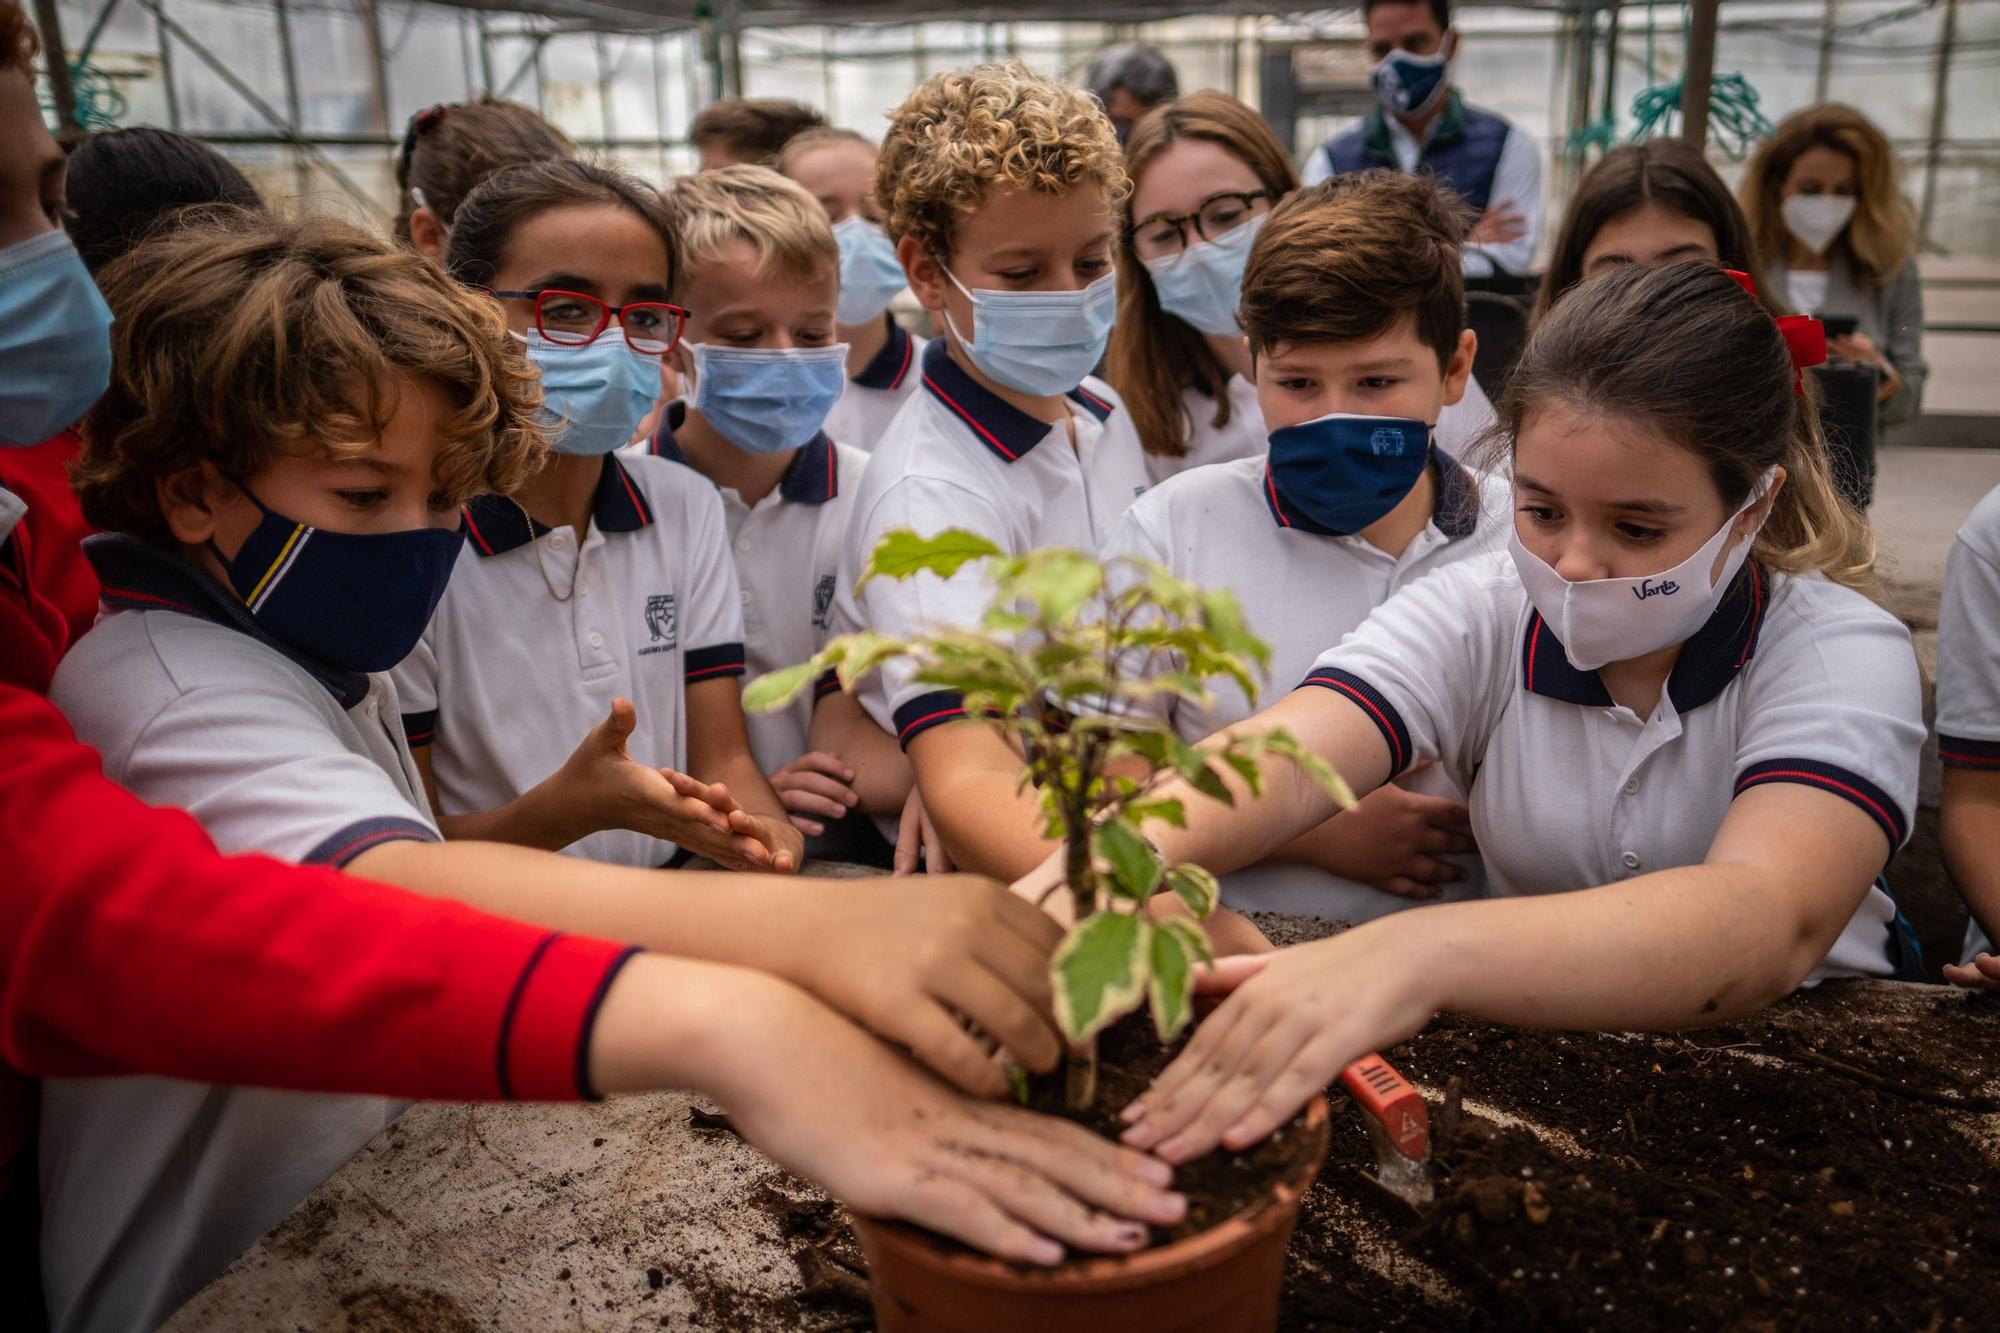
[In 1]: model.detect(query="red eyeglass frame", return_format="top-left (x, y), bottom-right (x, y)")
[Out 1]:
top-left (487, 287), bottom-right (691, 355)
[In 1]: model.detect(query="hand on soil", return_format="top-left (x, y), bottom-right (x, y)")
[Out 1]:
top-left (770, 751), bottom-right (859, 838)
top-left (1943, 951), bottom-right (2000, 991)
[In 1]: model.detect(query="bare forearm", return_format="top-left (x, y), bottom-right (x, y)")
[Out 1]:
top-left (1941, 773), bottom-right (2000, 944)
top-left (810, 698), bottom-right (912, 814)
top-left (433, 776), bottom-right (594, 852)
top-left (586, 951), bottom-right (809, 1097)
top-left (924, 764), bottom-right (1054, 881)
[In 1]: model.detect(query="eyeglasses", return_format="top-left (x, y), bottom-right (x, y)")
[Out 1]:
top-left (489, 288), bottom-right (690, 355)
top-left (1126, 190), bottom-right (1275, 262)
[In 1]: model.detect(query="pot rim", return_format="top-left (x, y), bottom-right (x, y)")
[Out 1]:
top-left (853, 1093), bottom-right (1331, 1295)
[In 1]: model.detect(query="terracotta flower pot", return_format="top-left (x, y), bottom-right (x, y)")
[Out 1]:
top-left (851, 1094), bottom-right (1331, 1333)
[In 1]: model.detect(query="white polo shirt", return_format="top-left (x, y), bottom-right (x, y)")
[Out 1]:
top-left (392, 453), bottom-right (746, 868)
top-left (628, 405), bottom-right (867, 772)
top-left (1100, 451), bottom-right (1507, 920)
top-left (1147, 371), bottom-right (1500, 487)
top-left (42, 535), bottom-right (434, 1333)
top-left (833, 337), bottom-right (1151, 749)
top-left (1302, 551), bottom-right (1925, 982)
top-left (1936, 483), bottom-right (2000, 963)
top-left (822, 315), bottom-right (926, 453)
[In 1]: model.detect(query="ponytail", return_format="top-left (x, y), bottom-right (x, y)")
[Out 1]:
top-left (1757, 378), bottom-right (1878, 592)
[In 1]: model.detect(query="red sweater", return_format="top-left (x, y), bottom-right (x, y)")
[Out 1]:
top-left (0, 477), bottom-right (636, 1161)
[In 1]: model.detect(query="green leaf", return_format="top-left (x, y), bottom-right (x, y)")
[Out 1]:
top-left (833, 631), bottom-right (911, 688)
top-left (1014, 550), bottom-right (1104, 625)
top-left (861, 528), bottom-right (1002, 586)
top-left (1218, 747), bottom-right (1267, 799)
top-left (742, 659), bottom-right (821, 713)
top-left (1005, 1062), bottom-right (1030, 1105)
top-left (1124, 796), bottom-right (1186, 829)
top-left (1052, 911), bottom-right (1151, 1043)
top-left (1093, 820), bottom-right (1162, 900)
top-left (1162, 862), bottom-right (1220, 918)
top-left (1260, 728), bottom-right (1357, 809)
top-left (1146, 917), bottom-right (1212, 1043)
top-left (1199, 587), bottom-right (1272, 673)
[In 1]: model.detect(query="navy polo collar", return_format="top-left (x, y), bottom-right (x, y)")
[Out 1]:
top-left (1521, 562), bottom-right (1769, 714)
top-left (85, 532), bottom-right (370, 708)
top-left (644, 401), bottom-right (839, 505)
top-left (850, 314), bottom-right (915, 391)
top-left (1262, 444), bottom-right (1481, 539)
top-left (462, 454), bottom-right (654, 558)
top-left (917, 337), bottom-right (1119, 464)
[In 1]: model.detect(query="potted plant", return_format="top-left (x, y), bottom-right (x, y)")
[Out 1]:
top-left (746, 530), bottom-right (1354, 1333)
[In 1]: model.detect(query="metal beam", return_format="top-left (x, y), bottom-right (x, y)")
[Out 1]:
top-left (31, 0), bottom-right (80, 134)
top-left (1918, 0), bottom-right (1958, 251)
top-left (1680, 0), bottom-right (1719, 149)
top-left (270, 0), bottom-right (312, 199)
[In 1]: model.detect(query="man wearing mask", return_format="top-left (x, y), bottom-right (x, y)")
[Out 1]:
top-left (1083, 42), bottom-right (1180, 144)
top-left (1302, 0), bottom-right (1542, 280)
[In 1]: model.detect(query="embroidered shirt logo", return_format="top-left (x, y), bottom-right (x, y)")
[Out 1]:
top-left (643, 593), bottom-right (679, 647)
top-left (812, 574), bottom-right (836, 632)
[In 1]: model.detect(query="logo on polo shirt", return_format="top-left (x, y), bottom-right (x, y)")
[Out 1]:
top-left (643, 593), bottom-right (679, 649)
top-left (812, 574), bottom-right (836, 632)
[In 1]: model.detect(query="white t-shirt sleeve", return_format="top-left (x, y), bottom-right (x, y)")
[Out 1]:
top-left (1937, 489), bottom-right (2000, 771)
top-left (1730, 583), bottom-right (1924, 852)
top-left (1301, 555), bottom-right (1515, 787)
top-left (678, 481), bottom-right (749, 682)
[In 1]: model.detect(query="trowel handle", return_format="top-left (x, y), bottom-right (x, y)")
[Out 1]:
top-left (1339, 1054), bottom-right (1430, 1161)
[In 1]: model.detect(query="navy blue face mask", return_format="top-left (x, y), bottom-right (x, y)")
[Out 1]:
top-left (1266, 414), bottom-right (1434, 535)
top-left (210, 482), bottom-right (465, 674)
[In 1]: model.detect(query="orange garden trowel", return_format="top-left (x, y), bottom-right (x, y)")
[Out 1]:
top-left (1340, 1054), bottom-right (1434, 1208)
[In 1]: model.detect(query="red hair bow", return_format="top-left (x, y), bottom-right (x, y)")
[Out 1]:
top-left (1724, 269), bottom-right (1826, 394)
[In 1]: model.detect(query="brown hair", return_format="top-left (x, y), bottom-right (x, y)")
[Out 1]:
top-left (393, 98), bottom-right (574, 242)
top-left (691, 98), bottom-right (826, 164)
top-left (775, 125), bottom-right (874, 176)
top-left (75, 209), bottom-right (548, 543)
top-left (444, 158), bottom-right (677, 293)
top-left (1239, 170), bottom-right (1466, 369)
top-left (1108, 92), bottom-right (1300, 460)
top-left (874, 61), bottom-right (1128, 265)
top-left (1534, 140), bottom-right (1784, 327)
top-left (1741, 104), bottom-right (1916, 289)
top-left (1499, 260), bottom-right (1874, 591)
top-left (2, 0), bottom-right (35, 74)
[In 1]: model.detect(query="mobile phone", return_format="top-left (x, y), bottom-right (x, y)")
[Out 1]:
top-left (1819, 314), bottom-right (1860, 339)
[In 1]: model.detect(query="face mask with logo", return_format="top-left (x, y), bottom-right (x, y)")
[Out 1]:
top-left (517, 330), bottom-right (661, 456)
top-left (1267, 413), bottom-right (1433, 534)
top-left (1780, 194), bottom-right (1857, 258)
top-left (0, 230), bottom-right (116, 447)
top-left (1507, 469), bottom-right (1777, 672)
top-left (1143, 213), bottom-right (1266, 337)
top-left (210, 480), bottom-right (464, 674)
top-left (689, 342), bottom-right (849, 454)
top-left (940, 267), bottom-right (1118, 398)
top-left (833, 216), bottom-right (908, 326)
top-left (1370, 38), bottom-right (1454, 119)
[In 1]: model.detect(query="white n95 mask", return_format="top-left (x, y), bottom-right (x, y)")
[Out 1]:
top-left (1780, 195), bottom-right (1856, 258)
top-left (1507, 469), bottom-right (1776, 672)
top-left (940, 267), bottom-right (1117, 398)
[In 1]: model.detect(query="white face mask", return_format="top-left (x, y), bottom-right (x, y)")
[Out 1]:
top-left (1780, 194), bottom-right (1856, 257)
top-left (1507, 469), bottom-right (1776, 673)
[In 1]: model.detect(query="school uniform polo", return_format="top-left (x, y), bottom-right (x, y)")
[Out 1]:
top-left (1101, 451), bottom-right (1509, 920)
top-left (833, 337), bottom-right (1150, 751)
top-left (633, 404), bottom-right (867, 772)
top-left (42, 534), bottom-right (447, 1333)
top-left (1936, 483), bottom-right (2000, 962)
top-left (1301, 552), bottom-right (1925, 981)
top-left (393, 453), bottom-right (745, 869)
top-left (822, 315), bottom-right (926, 452)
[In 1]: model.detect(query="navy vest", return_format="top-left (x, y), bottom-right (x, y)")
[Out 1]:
top-left (1321, 91), bottom-right (1512, 215)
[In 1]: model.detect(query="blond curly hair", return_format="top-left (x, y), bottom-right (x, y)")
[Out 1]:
top-left (874, 62), bottom-right (1129, 262)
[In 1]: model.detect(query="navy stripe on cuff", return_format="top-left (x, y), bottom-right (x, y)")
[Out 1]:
top-left (302, 816), bottom-right (441, 868)
top-left (401, 708), bottom-right (438, 746)
top-left (495, 932), bottom-right (561, 1101)
top-left (1734, 758), bottom-right (1909, 848)
top-left (1297, 667), bottom-right (1412, 777)
top-left (893, 690), bottom-right (969, 749)
top-left (575, 945), bottom-right (645, 1101)
top-left (812, 667), bottom-right (842, 700)
top-left (1939, 734), bottom-right (2000, 770)
top-left (684, 642), bottom-right (747, 682)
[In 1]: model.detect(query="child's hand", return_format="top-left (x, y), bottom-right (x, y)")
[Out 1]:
top-left (769, 751), bottom-right (859, 837)
top-left (657, 769), bottom-right (802, 872)
top-left (1944, 952), bottom-right (2000, 992)
top-left (894, 786), bottom-right (954, 875)
top-left (1290, 767), bottom-right (1473, 899)
top-left (1116, 925), bottom-right (1439, 1163)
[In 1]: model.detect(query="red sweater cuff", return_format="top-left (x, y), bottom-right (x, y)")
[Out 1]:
top-left (496, 937), bottom-right (643, 1101)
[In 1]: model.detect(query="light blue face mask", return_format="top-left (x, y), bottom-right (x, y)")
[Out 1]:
top-left (833, 216), bottom-right (908, 327)
top-left (689, 342), bottom-right (849, 454)
top-left (1370, 40), bottom-right (1453, 118)
top-left (1141, 213), bottom-right (1267, 338)
top-left (518, 330), bottom-right (661, 456)
top-left (0, 230), bottom-right (115, 447)
top-left (941, 267), bottom-right (1118, 398)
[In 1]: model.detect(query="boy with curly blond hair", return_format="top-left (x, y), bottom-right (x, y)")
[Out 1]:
top-left (817, 62), bottom-right (1150, 878)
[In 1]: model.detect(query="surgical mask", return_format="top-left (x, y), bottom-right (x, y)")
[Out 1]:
top-left (1267, 413), bottom-right (1433, 534)
top-left (1143, 214), bottom-right (1266, 337)
top-left (211, 481), bottom-right (464, 674)
top-left (941, 267), bottom-right (1117, 398)
top-left (1780, 194), bottom-right (1856, 258)
top-left (1370, 43), bottom-right (1453, 118)
top-left (833, 216), bottom-right (907, 326)
top-left (0, 230), bottom-right (115, 447)
top-left (1507, 469), bottom-right (1776, 672)
top-left (517, 330), bottom-right (660, 456)
top-left (689, 342), bottom-right (849, 454)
